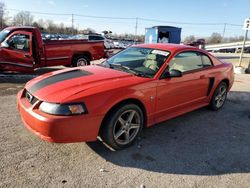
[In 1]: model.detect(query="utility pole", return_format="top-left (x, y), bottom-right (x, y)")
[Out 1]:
top-left (0, 10), bottom-right (2, 29)
top-left (71, 13), bottom-right (74, 35)
top-left (239, 29), bottom-right (248, 67)
top-left (134, 17), bottom-right (138, 43)
top-left (222, 23), bottom-right (227, 39)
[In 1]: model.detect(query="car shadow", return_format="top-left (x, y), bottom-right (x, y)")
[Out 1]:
top-left (87, 91), bottom-right (250, 175)
top-left (0, 67), bottom-right (64, 96)
top-left (0, 67), bottom-right (63, 84)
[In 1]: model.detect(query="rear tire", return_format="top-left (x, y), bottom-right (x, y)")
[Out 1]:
top-left (72, 55), bottom-right (90, 67)
top-left (210, 82), bottom-right (228, 111)
top-left (100, 103), bottom-right (144, 150)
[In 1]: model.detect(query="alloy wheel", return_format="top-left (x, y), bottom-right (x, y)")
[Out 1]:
top-left (215, 84), bottom-right (227, 108)
top-left (113, 110), bottom-right (141, 145)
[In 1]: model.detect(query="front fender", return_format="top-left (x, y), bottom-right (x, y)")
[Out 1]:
top-left (98, 87), bottom-right (157, 127)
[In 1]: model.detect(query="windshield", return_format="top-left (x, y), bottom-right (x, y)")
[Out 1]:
top-left (102, 47), bottom-right (170, 78)
top-left (0, 29), bottom-right (10, 43)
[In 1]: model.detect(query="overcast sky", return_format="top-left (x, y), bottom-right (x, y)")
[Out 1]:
top-left (2, 0), bottom-right (249, 38)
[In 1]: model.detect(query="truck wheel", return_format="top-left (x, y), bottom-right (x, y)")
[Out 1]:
top-left (100, 103), bottom-right (144, 150)
top-left (73, 55), bottom-right (90, 67)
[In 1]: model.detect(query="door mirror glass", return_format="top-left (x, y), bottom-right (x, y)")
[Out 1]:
top-left (1, 41), bottom-right (9, 48)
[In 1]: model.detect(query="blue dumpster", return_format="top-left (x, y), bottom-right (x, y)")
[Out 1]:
top-left (145, 26), bottom-right (182, 44)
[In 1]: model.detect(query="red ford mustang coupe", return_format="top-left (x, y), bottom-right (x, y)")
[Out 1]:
top-left (17, 44), bottom-right (234, 150)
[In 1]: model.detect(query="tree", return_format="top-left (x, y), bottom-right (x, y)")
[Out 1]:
top-left (137, 35), bottom-right (145, 42)
top-left (207, 32), bottom-right (222, 44)
top-left (45, 19), bottom-right (56, 33)
top-left (13, 11), bottom-right (34, 26)
top-left (0, 2), bottom-right (5, 28)
top-left (80, 28), bottom-right (96, 34)
top-left (31, 19), bottom-right (46, 31)
top-left (184, 35), bottom-right (195, 42)
top-left (58, 23), bottom-right (65, 34)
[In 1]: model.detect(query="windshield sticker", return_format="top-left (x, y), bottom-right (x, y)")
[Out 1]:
top-left (151, 50), bottom-right (169, 56)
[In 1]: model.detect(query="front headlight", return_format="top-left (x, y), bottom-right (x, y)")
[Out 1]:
top-left (39, 102), bottom-right (87, 116)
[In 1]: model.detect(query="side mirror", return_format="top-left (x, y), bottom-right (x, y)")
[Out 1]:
top-left (164, 69), bottom-right (182, 78)
top-left (1, 41), bottom-right (9, 48)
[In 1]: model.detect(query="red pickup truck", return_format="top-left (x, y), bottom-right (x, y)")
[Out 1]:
top-left (0, 27), bottom-right (106, 73)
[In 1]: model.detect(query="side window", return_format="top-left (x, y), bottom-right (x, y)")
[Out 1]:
top-left (168, 52), bottom-right (203, 73)
top-left (96, 36), bottom-right (104, 40)
top-left (89, 36), bottom-right (104, 41)
top-left (7, 34), bottom-right (30, 52)
top-left (88, 36), bottom-right (95, 40)
top-left (201, 54), bottom-right (212, 67)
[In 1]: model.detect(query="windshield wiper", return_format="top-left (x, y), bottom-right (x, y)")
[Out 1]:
top-left (111, 63), bottom-right (149, 78)
top-left (131, 69), bottom-right (150, 78)
top-left (112, 63), bottom-right (135, 73)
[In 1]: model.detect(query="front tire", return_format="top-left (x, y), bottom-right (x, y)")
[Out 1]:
top-left (210, 82), bottom-right (228, 111)
top-left (100, 104), bottom-right (144, 150)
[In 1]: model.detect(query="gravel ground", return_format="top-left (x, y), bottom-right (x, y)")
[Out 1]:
top-left (0, 61), bottom-right (250, 187)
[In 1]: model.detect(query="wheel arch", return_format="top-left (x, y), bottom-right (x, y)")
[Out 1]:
top-left (99, 98), bottom-right (147, 134)
top-left (213, 78), bottom-right (229, 93)
top-left (209, 78), bottom-right (229, 110)
top-left (221, 78), bottom-right (229, 88)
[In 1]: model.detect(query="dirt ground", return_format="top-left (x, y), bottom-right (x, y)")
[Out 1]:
top-left (0, 56), bottom-right (250, 187)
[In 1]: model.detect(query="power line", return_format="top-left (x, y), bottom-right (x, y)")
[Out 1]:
top-left (5, 8), bottom-right (243, 26)
top-left (73, 18), bottom-right (135, 24)
top-left (74, 14), bottom-right (134, 20)
top-left (7, 8), bottom-right (70, 16)
top-left (138, 17), bottom-right (242, 26)
top-left (5, 7), bottom-right (245, 37)
top-left (226, 23), bottom-right (242, 27)
top-left (6, 8), bottom-right (135, 20)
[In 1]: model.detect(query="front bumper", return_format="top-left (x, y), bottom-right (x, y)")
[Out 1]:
top-left (17, 90), bottom-right (103, 143)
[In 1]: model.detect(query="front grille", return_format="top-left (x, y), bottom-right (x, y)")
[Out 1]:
top-left (25, 90), bottom-right (38, 105)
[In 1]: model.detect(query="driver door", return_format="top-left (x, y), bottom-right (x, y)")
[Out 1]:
top-left (155, 51), bottom-right (210, 123)
top-left (1, 31), bottom-right (34, 71)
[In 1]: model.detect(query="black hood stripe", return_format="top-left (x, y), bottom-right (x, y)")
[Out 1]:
top-left (28, 69), bottom-right (92, 94)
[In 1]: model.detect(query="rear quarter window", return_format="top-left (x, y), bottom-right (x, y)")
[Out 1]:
top-left (201, 54), bottom-right (213, 67)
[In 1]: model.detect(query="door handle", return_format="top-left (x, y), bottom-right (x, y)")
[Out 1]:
top-left (24, 54), bottom-right (31, 58)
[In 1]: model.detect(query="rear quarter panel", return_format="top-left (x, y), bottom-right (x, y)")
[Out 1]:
top-left (206, 59), bottom-right (234, 102)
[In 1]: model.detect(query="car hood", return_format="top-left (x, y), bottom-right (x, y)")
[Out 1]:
top-left (26, 65), bottom-right (147, 103)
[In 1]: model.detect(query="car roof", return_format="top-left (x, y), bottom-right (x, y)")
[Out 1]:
top-left (5, 26), bottom-right (35, 31)
top-left (134, 43), bottom-right (201, 53)
top-left (3, 26), bottom-right (39, 34)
